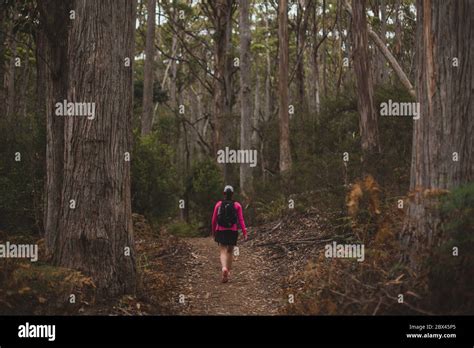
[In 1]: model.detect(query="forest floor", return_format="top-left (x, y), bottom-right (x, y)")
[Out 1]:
top-left (168, 208), bottom-right (332, 315)
top-left (0, 209), bottom-right (336, 315)
top-left (172, 236), bottom-right (282, 315)
top-left (83, 206), bottom-right (422, 316)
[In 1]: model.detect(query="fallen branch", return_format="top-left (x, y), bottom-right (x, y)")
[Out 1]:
top-left (255, 237), bottom-right (334, 248)
top-left (372, 297), bottom-right (383, 315)
top-left (271, 221), bottom-right (283, 232)
top-left (382, 289), bottom-right (435, 315)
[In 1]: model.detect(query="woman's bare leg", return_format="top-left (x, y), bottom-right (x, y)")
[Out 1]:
top-left (226, 246), bottom-right (234, 271)
top-left (219, 245), bottom-right (228, 271)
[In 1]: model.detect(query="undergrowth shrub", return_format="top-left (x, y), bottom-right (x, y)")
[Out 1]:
top-left (426, 183), bottom-right (474, 313)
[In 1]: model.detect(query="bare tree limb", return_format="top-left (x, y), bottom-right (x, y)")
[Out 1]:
top-left (343, 0), bottom-right (416, 99)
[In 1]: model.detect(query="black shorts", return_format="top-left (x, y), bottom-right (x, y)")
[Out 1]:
top-left (214, 230), bottom-right (238, 246)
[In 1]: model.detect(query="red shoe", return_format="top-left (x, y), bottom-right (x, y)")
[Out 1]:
top-left (222, 268), bottom-right (229, 283)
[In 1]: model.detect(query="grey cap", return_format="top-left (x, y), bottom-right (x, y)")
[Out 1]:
top-left (224, 185), bottom-right (234, 193)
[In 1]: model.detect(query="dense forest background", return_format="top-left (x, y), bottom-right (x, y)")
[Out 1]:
top-left (0, 0), bottom-right (472, 315)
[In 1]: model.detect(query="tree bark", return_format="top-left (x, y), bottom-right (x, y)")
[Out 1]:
top-left (264, 4), bottom-right (272, 123)
top-left (309, 0), bottom-right (320, 114)
top-left (379, 0), bottom-right (387, 83)
top-left (239, 0), bottom-right (253, 198)
top-left (0, 4), bottom-right (6, 119)
top-left (54, 0), bottom-right (137, 296)
top-left (253, 71), bottom-right (261, 158)
top-left (141, 0), bottom-right (155, 136)
top-left (344, 0), bottom-right (416, 98)
top-left (402, 0), bottom-right (474, 269)
top-left (394, 0), bottom-right (402, 58)
top-left (278, 0), bottom-right (292, 173)
top-left (6, 32), bottom-right (16, 119)
top-left (211, 0), bottom-right (234, 183)
top-left (373, 0), bottom-right (387, 84)
top-left (351, 0), bottom-right (381, 168)
top-left (295, 0), bottom-right (311, 111)
top-left (321, 0), bottom-right (327, 98)
top-left (37, 0), bottom-right (72, 253)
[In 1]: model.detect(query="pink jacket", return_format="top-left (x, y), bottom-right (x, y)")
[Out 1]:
top-left (211, 200), bottom-right (247, 238)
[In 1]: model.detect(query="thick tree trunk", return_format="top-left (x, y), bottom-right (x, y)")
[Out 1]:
top-left (141, 0), bottom-right (155, 136)
top-left (278, 0), bottom-right (292, 173)
top-left (212, 0), bottom-right (233, 183)
top-left (37, 0), bottom-right (71, 254)
top-left (212, 0), bottom-right (227, 151)
top-left (223, 0), bottom-right (233, 183)
top-left (0, 4), bottom-right (6, 119)
top-left (239, 0), bottom-right (253, 198)
top-left (351, 0), bottom-right (381, 169)
top-left (55, 0), bottom-right (137, 296)
top-left (402, 0), bottom-right (474, 269)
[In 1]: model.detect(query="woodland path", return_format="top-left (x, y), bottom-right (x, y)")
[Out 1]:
top-left (174, 236), bottom-right (283, 315)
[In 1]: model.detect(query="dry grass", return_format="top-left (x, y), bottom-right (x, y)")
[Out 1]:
top-left (282, 177), bottom-right (438, 315)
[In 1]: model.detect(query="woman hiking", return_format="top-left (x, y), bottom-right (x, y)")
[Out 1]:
top-left (211, 185), bottom-right (248, 283)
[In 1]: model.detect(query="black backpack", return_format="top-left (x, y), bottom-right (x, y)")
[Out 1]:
top-left (217, 200), bottom-right (237, 228)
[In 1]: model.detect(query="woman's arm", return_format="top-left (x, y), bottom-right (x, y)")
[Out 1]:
top-left (235, 202), bottom-right (247, 238)
top-left (211, 201), bottom-right (220, 235)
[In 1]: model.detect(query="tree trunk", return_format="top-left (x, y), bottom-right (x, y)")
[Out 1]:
top-left (18, 42), bottom-right (31, 119)
top-left (0, 4), bottom-right (6, 119)
top-left (394, 0), bottom-right (402, 59)
top-left (344, 0), bottom-right (416, 98)
top-left (373, 0), bottom-right (387, 85)
top-left (351, 0), bottom-right (381, 170)
top-left (264, 4), bottom-right (272, 123)
top-left (321, 0), bottom-right (327, 98)
top-left (239, 0), bottom-right (253, 198)
top-left (37, 0), bottom-right (71, 253)
top-left (295, 0), bottom-right (309, 111)
top-left (6, 34), bottom-right (16, 119)
top-left (402, 0), bottom-right (474, 269)
top-left (309, 0), bottom-right (320, 114)
top-left (141, 0), bottom-right (155, 136)
top-left (169, 33), bottom-right (178, 109)
top-left (212, 0), bottom-right (233, 183)
top-left (167, 5), bottom-right (178, 111)
top-left (55, 0), bottom-right (137, 296)
top-left (379, 0), bottom-right (387, 83)
top-left (252, 71), bottom-right (261, 159)
top-left (278, 0), bottom-right (292, 173)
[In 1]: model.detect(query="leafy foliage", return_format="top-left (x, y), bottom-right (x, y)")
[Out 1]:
top-left (187, 158), bottom-right (223, 230)
top-left (131, 131), bottom-right (179, 225)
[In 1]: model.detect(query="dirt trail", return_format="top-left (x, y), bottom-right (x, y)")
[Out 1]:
top-left (174, 236), bottom-right (283, 315)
